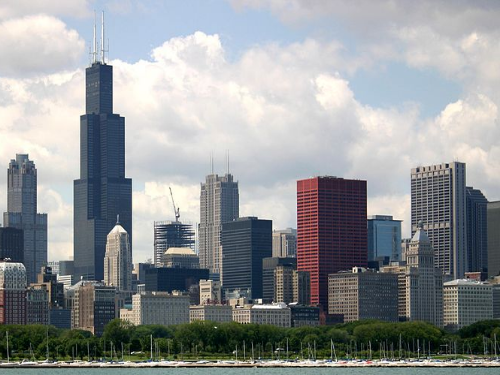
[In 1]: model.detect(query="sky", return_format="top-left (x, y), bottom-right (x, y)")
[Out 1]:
top-left (0, 0), bottom-right (499, 263)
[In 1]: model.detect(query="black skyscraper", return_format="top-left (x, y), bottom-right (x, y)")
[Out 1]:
top-left (74, 24), bottom-right (132, 281)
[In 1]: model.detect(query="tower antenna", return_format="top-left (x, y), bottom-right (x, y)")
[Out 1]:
top-left (92, 10), bottom-right (97, 63)
top-left (210, 152), bottom-right (214, 174)
top-left (101, 11), bottom-right (108, 63)
top-left (226, 150), bottom-right (229, 175)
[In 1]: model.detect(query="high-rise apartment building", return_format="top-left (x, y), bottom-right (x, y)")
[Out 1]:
top-left (3, 154), bottom-right (47, 283)
top-left (74, 24), bottom-right (132, 281)
top-left (104, 220), bottom-right (132, 292)
top-left (221, 217), bottom-right (272, 299)
top-left (297, 176), bottom-right (367, 308)
top-left (488, 201), bottom-right (500, 278)
top-left (199, 172), bottom-right (239, 279)
top-left (272, 228), bottom-right (297, 258)
top-left (0, 262), bottom-right (27, 324)
top-left (153, 221), bottom-right (195, 267)
top-left (466, 187), bottom-right (488, 273)
top-left (411, 162), bottom-right (467, 279)
top-left (367, 215), bottom-right (402, 261)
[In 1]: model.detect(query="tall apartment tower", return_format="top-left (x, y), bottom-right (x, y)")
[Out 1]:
top-left (466, 187), bottom-right (488, 273)
top-left (297, 176), bottom-right (367, 308)
top-left (74, 19), bottom-right (132, 281)
top-left (199, 172), bottom-right (239, 279)
top-left (367, 215), bottom-right (402, 262)
top-left (104, 219), bottom-right (132, 292)
top-left (411, 162), bottom-right (467, 279)
top-left (221, 217), bottom-right (272, 299)
top-left (3, 154), bottom-right (48, 283)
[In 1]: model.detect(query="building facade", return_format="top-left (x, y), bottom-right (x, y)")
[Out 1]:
top-left (3, 154), bottom-right (47, 283)
top-left (199, 172), bottom-right (239, 280)
top-left (104, 220), bottom-right (132, 292)
top-left (274, 265), bottom-right (295, 304)
top-left (199, 279), bottom-right (222, 304)
top-left (190, 304), bottom-right (233, 323)
top-left (488, 201), bottom-right (500, 277)
top-left (162, 247), bottom-right (199, 269)
top-left (297, 176), bottom-right (367, 308)
top-left (221, 217), bottom-right (272, 299)
top-left (443, 279), bottom-right (493, 331)
top-left (367, 215), bottom-right (402, 262)
top-left (154, 221), bottom-right (195, 267)
top-left (232, 303), bottom-right (291, 327)
top-left (328, 267), bottom-right (399, 323)
top-left (125, 291), bottom-right (190, 325)
top-left (0, 227), bottom-right (23, 263)
top-left (289, 303), bottom-right (320, 327)
top-left (0, 262), bottom-right (27, 324)
top-left (27, 284), bottom-right (49, 325)
top-left (293, 270), bottom-right (311, 305)
top-left (272, 228), bottom-right (297, 258)
top-left (145, 267), bottom-right (209, 293)
top-left (466, 187), bottom-right (488, 273)
top-left (411, 162), bottom-right (467, 279)
top-left (262, 257), bottom-right (296, 303)
top-left (74, 49), bottom-right (132, 281)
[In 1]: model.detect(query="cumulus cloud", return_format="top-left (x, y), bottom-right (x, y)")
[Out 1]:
top-left (0, 15), bottom-right (85, 76)
top-left (0, 0), bottom-right (90, 19)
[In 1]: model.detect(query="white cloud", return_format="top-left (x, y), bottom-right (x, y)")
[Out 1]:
top-left (0, 15), bottom-right (85, 76)
top-left (0, 0), bottom-right (90, 19)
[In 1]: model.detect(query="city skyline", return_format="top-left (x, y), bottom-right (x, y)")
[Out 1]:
top-left (0, 1), bottom-right (500, 263)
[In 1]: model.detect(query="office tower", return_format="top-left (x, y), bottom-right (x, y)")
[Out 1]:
top-left (162, 247), bottom-right (199, 268)
top-left (3, 154), bottom-right (47, 283)
top-left (0, 227), bottom-right (24, 263)
top-left (411, 162), bottom-right (467, 279)
top-left (367, 215), bottom-right (402, 261)
top-left (133, 262), bottom-right (154, 284)
top-left (70, 280), bottom-right (117, 336)
top-left (465, 187), bottom-right (488, 273)
top-left (74, 20), bottom-right (132, 281)
top-left (104, 219), bottom-right (132, 292)
top-left (290, 304), bottom-right (320, 327)
top-left (0, 262), bottom-right (27, 324)
top-left (274, 264), bottom-right (294, 304)
top-left (328, 267), bottom-right (399, 323)
top-left (293, 270), bottom-right (311, 305)
top-left (384, 222), bottom-right (443, 326)
top-left (272, 228), bottom-right (297, 258)
top-left (400, 238), bottom-right (411, 262)
top-left (199, 279), bottom-right (222, 304)
top-left (199, 172), bottom-right (239, 280)
top-left (59, 260), bottom-right (74, 276)
top-left (262, 257), bottom-right (296, 303)
top-left (27, 284), bottom-right (49, 325)
top-left (297, 176), bottom-right (367, 308)
top-left (154, 221), bottom-right (195, 267)
top-left (443, 279), bottom-right (493, 331)
top-left (36, 265), bottom-right (65, 308)
top-left (221, 217), bottom-right (272, 299)
top-left (488, 201), bottom-right (500, 277)
top-left (145, 267), bottom-right (209, 293)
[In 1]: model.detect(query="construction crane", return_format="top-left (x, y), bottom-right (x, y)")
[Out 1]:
top-left (169, 187), bottom-right (180, 222)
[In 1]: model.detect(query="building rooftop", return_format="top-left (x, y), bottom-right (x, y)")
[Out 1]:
top-left (444, 279), bottom-right (490, 286)
top-left (165, 247), bottom-right (196, 256)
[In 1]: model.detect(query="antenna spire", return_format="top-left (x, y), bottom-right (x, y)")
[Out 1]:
top-left (226, 150), bottom-right (230, 175)
top-left (210, 152), bottom-right (214, 174)
top-left (92, 11), bottom-right (97, 64)
top-left (101, 11), bottom-right (107, 63)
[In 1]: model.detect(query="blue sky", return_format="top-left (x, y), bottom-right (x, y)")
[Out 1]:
top-left (0, 0), bottom-right (498, 261)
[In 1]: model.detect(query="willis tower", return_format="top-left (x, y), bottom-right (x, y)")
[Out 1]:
top-left (74, 14), bottom-right (132, 281)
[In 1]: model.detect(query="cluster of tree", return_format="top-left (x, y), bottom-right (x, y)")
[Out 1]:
top-left (0, 319), bottom-right (499, 361)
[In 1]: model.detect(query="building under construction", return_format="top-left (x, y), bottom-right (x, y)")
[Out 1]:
top-left (154, 221), bottom-right (195, 267)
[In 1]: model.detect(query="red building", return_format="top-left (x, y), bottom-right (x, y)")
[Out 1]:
top-left (297, 176), bottom-right (367, 308)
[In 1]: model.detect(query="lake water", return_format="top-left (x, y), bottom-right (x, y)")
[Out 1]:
top-left (2, 368), bottom-right (498, 375)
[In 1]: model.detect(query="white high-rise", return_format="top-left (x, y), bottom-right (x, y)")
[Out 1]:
top-left (104, 218), bottom-right (132, 292)
top-left (411, 162), bottom-right (467, 279)
top-left (199, 172), bottom-right (239, 280)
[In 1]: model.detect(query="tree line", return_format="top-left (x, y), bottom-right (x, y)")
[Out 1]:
top-left (0, 319), bottom-right (499, 361)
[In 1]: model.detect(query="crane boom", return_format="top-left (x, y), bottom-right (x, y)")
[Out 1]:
top-left (169, 187), bottom-right (180, 222)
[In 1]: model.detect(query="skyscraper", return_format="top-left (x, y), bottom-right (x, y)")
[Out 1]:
top-left (297, 176), bottom-right (367, 308)
top-left (272, 228), bottom-right (297, 258)
top-left (154, 221), bottom-right (195, 267)
top-left (411, 162), bottom-right (467, 279)
top-left (221, 217), bottom-right (272, 299)
top-left (3, 154), bottom-right (47, 283)
top-left (0, 262), bottom-right (27, 324)
top-left (104, 219), bottom-right (132, 292)
top-left (466, 187), bottom-right (488, 273)
top-left (74, 17), bottom-right (132, 281)
top-left (199, 172), bottom-right (239, 279)
top-left (488, 201), bottom-right (500, 278)
top-left (367, 215), bottom-right (402, 261)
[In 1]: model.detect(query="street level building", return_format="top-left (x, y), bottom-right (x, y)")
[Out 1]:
top-left (74, 29), bottom-right (132, 281)
top-left (328, 267), bottom-right (399, 323)
top-left (199, 172), bottom-right (239, 280)
top-left (297, 176), bottom-right (367, 308)
top-left (232, 303), bottom-right (291, 327)
top-left (411, 162), bottom-right (467, 279)
top-left (443, 279), bottom-right (493, 331)
top-left (190, 304), bottom-right (233, 323)
top-left (289, 303), bottom-right (320, 327)
top-left (272, 228), bottom-right (297, 258)
top-left (3, 154), bottom-right (47, 283)
top-left (0, 262), bottom-right (27, 324)
top-left (221, 217), bottom-right (272, 299)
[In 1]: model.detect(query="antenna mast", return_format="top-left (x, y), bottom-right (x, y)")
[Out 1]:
top-left (101, 11), bottom-right (108, 63)
top-left (92, 11), bottom-right (97, 63)
top-left (169, 187), bottom-right (180, 222)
